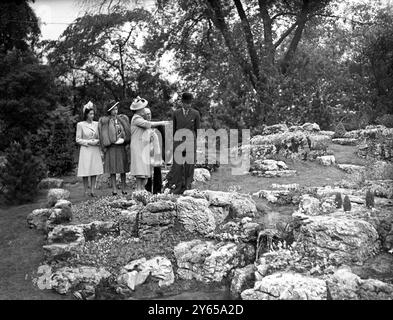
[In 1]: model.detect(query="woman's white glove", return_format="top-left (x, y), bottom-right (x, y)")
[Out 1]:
top-left (115, 138), bottom-right (125, 145)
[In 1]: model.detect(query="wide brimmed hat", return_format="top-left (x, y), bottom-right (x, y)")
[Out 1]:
top-left (130, 96), bottom-right (148, 111)
top-left (83, 101), bottom-right (94, 113)
top-left (107, 101), bottom-right (120, 112)
top-left (181, 92), bottom-right (193, 103)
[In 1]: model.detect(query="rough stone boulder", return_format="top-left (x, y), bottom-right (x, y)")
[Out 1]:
top-left (337, 164), bottom-right (366, 174)
top-left (47, 188), bottom-right (70, 207)
top-left (262, 124), bottom-right (288, 135)
top-left (138, 201), bottom-right (176, 239)
top-left (253, 170), bottom-right (297, 178)
top-left (47, 220), bottom-right (118, 240)
top-left (326, 267), bottom-right (393, 300)
top-left (230, 265), bottom-right (256, 299)
top-left (27, 209), bottom-right (53, 231)
top-left (193, 168), bottom-right (211, 182)
top-left (296, 194), bottom-right (336, 216)
top-left (118, 210), bottom-right (138, 237)
top-left (48, 200), bottom-right (72, 225)
top-left (174, 240), bottom-right (255, 283)
top-left (38, 178), bottom-right (64, 190)
top-left (252, 159), bottom-right (288, 171)
top-left (117, 256), bottom-right (175, 291)
top-left (47, 225), bottom-right (85, 245)
top-left (182, 190), bottom-right (257, 218)
top-left (211, 218), bottom-right (260, 242)
top-left (176, 197), bottom-right (216, 235)
top-left (253, 188), bottom-right (301, 205)
top-left (293, 214), bottom-right (380, 266)
top-left (302, 123), bottom-right (321, 132)
top-left (250, 159), bottom-right (296, 178)
top-left (27, 200), bottom-right (73, 232)
top-left (297, 195), bottom-right (321, 216)
top-left (241, 272), bottom-right (327, 300)
top-left (49, 266), bottom-right (111, 295)
top-left (317, 155), bottom-right (336, 166)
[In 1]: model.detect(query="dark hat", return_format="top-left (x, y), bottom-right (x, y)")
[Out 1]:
top-left (181, 92), bottom-right (193, 103)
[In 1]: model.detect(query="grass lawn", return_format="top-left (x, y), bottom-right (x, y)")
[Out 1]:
top-left (0, 144), bottom-right (371, 299)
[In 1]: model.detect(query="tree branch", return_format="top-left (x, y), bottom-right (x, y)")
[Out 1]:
top-left (233, 0), bottom-right (260, 79)
top-left (274, 22), bottom-right (297, 48)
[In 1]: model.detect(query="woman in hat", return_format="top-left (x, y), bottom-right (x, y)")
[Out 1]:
top-left (76, 101), bottom-right (104, 197)
top-left (130, 97), bottom-right (168, 191)
top-left (98, 101), bottom-right (131, 195)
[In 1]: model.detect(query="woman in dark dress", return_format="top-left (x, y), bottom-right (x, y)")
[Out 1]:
top-left (98, 101), bottom-right (131, 195)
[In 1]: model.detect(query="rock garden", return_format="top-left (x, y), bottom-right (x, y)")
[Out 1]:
top-left (26, 123), bottom-right (393, 300)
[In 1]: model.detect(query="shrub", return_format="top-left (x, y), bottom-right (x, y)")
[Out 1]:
top-left (334, 192), bottom-right (343, 209)
top-left (343, 195), bottom-right (351, 212)
top-left (365, 190), bottom-right (375, 208)
top-left (376, 114), bottom-right (393, 128)
top-left (46, 114), bottom-right (76, 176)
top-left (0, 142), bottom-right (46, 204)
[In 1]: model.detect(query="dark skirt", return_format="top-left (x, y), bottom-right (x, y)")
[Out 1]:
top-left (104, 144), bottom-right (129, 174)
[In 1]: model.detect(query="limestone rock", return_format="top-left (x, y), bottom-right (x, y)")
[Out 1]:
top-left (262, 124), bottom-right (288, 135)
top-left (193, 168), bottom-right (211, 182)
top-left (145, 201), bottom-right (176, 213)
top-left (241, 272), bottom-right (327, 300)
top-left (117, 256), bottom-right (175, 290)
top-left (47, 225), bottom-right (85, 244)
top-left (337, 164), bottom-right (366, 174)
top-left (298, 195), bottom-right (321, 216)
top-left (302, 123), bottom-right (321, 132)
top-left (176, 197), bottom-right (216, 235)
top-left (209, 206), bottom-right (229, 225)
top-left (27, 209), bottom-right (53, 230)
top-left (317, 155), bottom-right (336, 166)
top-left (50, 266), bottom-right (111, 295)
top-left (174, 240), bottom-right (255, 283)
top-left (47, 188), bottom-right (70, 207)
top-left (293, 214), bottom-right (380, 266)
top-left (230, 265), bottom-right (256, 299)
top-left (327, 267), bottom-right (393, 300)
top-left (252, 159), bottom-right (288, 171)
top-left (182, 190), bottom-right (257, 218)
top-left (38, 178), bottom-right (64, 190)
top-left (138, 208), bottom-right (176, 239)
top-left (109, 199), bottom-right (138, 209)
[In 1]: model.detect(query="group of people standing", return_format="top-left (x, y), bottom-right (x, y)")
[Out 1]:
top-left (75, 93), bottom-right (200, 197)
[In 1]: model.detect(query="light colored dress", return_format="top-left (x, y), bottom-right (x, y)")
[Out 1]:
top-left (130, 114), bottom-right (153, 178)
top-left (76, 121), bottom-right (104, 177)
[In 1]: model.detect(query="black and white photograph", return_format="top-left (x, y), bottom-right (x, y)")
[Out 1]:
top-left (0, 0), bottom-right (393, 307)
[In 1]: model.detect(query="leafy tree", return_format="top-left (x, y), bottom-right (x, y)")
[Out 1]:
top-left (0, 49), bottom-right (58, 151)
top-left (0, 0), bottom-right (40, 53)
top-left (0, 141), bottom-right (46, 204)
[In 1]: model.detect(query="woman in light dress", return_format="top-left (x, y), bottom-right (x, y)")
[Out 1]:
top-left (130, 97), bottom-right (168, 191)
top-left (76, 101), bottom-right (104, 197)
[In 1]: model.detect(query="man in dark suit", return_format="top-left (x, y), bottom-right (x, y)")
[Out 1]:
top-left (167, 92), bottom-right (200, 194)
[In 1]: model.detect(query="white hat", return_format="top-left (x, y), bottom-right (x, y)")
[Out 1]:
top-left (83, 101), bottom-right (94, 113)
top-left (130, 96), bottom-right (148, 111)
top-left (108, 101), bottom-right (120, 112)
